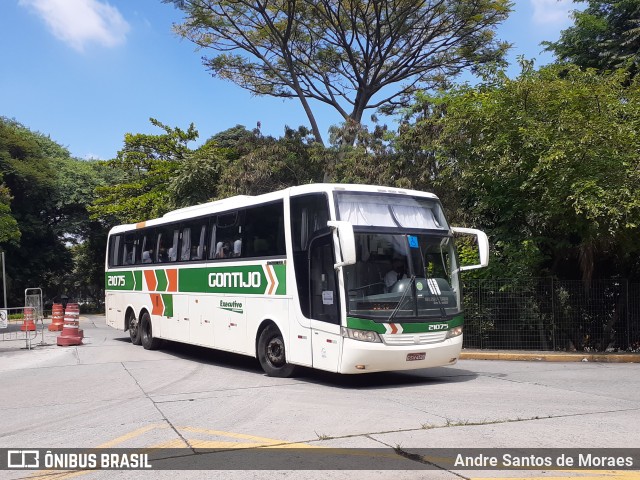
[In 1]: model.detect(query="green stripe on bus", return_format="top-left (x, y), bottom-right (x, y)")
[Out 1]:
top-left (106, 264), bottom-right (287, 295)
top-left (274, 264), bottom-right (286, 295)
top-left (105, 271), bottom-right (135, 290)
top-left (346, 315), bottom-right (464, 333)
top-left (156, 269), bottom-right (168, 292)
top-left (179, 265), bottom-right (285, 295)
top-left (161, 294), bottom-right (173, 317)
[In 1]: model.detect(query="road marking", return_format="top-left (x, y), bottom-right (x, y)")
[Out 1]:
top-left (180, 426), bottom-right (292, 446)
top-left (24, 425), bottom-right (637, 479)
top-left (98, 423), bottom-right (165, 448)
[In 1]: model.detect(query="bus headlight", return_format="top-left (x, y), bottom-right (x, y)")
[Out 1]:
top-left (445, 326), bottom-right (463, 339)
top-left (341, 327), bottom-right (381, 343)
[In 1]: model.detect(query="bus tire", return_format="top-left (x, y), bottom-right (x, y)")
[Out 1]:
top-left (128, 310), bottom-right (141, 345)
top-left (257, 324), bottom-right (297, 378)
top-left (140, 312), bottom-right (160, 350)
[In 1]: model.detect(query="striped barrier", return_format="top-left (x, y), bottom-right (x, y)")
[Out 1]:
top-left (48, 303), bottom-right (64, 331)
top-left (20, 307), bottom-right (36, 332)
top-left (57, 304), bottom-right (82, 346)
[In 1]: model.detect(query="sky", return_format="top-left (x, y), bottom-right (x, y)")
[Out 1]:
top-left (0, 0), bottom-right (582, 160)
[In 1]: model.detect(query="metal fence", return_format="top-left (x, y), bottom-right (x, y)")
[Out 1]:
top-left (462, 278), bottom-right (640, 352)
top-left (0, 306), bottom-right (45, 349)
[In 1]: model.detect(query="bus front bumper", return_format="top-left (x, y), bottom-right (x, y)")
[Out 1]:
top-left (339, 335), bottom-right (463, 374)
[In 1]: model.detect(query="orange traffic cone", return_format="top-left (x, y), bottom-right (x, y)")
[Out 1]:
top-left (20, 307), bottom-right (36, 331)
top-left (48, 303), bottom-right (64, 331)
top-left (65, 303), bottom-right (83, 338)
top-left (57, 308), bottom-right (82, 346)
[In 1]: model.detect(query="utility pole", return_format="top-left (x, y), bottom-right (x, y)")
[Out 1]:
top-left (1, 251), bottom-right (6, 308)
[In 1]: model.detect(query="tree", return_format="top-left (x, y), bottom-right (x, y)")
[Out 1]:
top-left (544, 0), bottom-right (640, 78)
top-left (215, 125), bottom-right (325, 197)
top-left (170, 124), bottom-right (263, 206)
top-left (166, 0), bottom-right (511, 150)
top-left (0, 182), bottom-right (19, 245)
top-left (171, 124), bottom-right (326, 201)
top-left (90, 118), bottom-right (199, 225)
top-left (170, 141), bottom-right (225, 207)
top-left (0, 118), bottom-right (73, 304)
top-left (1, 118), bottom-right (180, 305)
top-left (397, 62), bottom-right (640, 282)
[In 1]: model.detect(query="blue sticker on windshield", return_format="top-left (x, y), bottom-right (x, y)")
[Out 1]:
top-left (408, 235), bottom-right (419, 248)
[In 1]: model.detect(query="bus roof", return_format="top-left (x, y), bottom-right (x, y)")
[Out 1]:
top-left (108, 183), bottom-right (440, 235)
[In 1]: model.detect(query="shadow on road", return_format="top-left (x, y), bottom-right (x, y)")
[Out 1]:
top-left (113, 335), bottom-right (477, 389)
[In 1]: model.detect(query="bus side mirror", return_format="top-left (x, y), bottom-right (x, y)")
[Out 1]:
top-left (451, 227), bottom-right (489, 271)
top-left (327, 221), bottom-right (356, 269)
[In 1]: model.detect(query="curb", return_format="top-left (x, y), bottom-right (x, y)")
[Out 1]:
top-left (460, 350), bottom-right (640, 363)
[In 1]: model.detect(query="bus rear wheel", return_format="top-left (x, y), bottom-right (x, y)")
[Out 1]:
top-left (140, 312), bottom-right (160, 350)
top-left (258, 325), bottom-right (297, 378)
top-left (128, 311), bottom-right (141, 345)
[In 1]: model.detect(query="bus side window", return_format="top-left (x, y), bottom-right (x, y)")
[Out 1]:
top-left (181, 221), bottom-right (207, 261)
top-left (180, 226), bottom-right (191, 261)
top-left (169, 229), bottom-right (179, 262)
top-left (215, 211), bottom-right (241, 259)
top-left (156, 226), bottom-right (179, 263)
top-left (244, 201), bottom-right (285, 258)
top-left (122, 233), bottom-right (136, 265)
top-left (108, 235), bottom-right (122, 267)
top-left (192, 223), bottom-right (207, 260)
top-left (140, 230), bottom-right (155, 264)
top-left (208, 220), bottom-right (217, 260)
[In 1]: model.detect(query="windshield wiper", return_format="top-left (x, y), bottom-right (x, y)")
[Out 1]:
top-left (386, 275), bottom-right (415, 323)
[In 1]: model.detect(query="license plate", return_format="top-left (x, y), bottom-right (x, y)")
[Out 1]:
top-left (406, 352), bottom-right (426, 361)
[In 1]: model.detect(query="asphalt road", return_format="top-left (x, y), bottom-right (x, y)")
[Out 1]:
top-left (0, 314), bottom-right (638, 480)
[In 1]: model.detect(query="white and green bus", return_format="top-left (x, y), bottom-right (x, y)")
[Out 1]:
top-left (105, 183), bottom-right (488, 376)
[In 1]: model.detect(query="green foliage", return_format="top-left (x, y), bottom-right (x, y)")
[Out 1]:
top-left (0, 182), bottom-right (19, 245)
top-left (166, 0), bottom-right (511, 152)
top-left (215, 126), bottom-right (325, 197)
top-left (90, 121), bottom-right (324, 223)
top-left (544, 0), bottom-right (640, 77)
top-left (170, 124), bottom-right (262, 207)
top-left (90, 118), bottom-right (199, 224)
top-left (0, 118), bottom-right (73, 303)
top-left (67, 222), bottom-right (109, 302)
top-left (170, 142), bottom-right (224, 207)
top-left (49, 157), bottom-right (114, 239)
top-left (399, 63), bottom-right (640, 281)
top-left (0, 118), bottom-right (126, 304)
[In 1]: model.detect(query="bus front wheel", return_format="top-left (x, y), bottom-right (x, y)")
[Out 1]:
top-left (128, 311), bottom-right (141, 345)
top-left (257, 325), bottom-right (297, 378)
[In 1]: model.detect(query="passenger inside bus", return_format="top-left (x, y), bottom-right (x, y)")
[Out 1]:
top-left (157, 247), bottom-right (168, 263)
top-left (233, 237), bottom-right (242, 257)
top-left (215, 241), bottom-right (230, 258)
top-left (384, 257), bottom-right (408, 290)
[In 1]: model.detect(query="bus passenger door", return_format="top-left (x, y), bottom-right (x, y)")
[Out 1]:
top-left (309, 235), bottom-right (342, 372)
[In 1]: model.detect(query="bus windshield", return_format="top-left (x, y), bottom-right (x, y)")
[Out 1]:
top-left (344, 233), bottom-right (461, 321)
